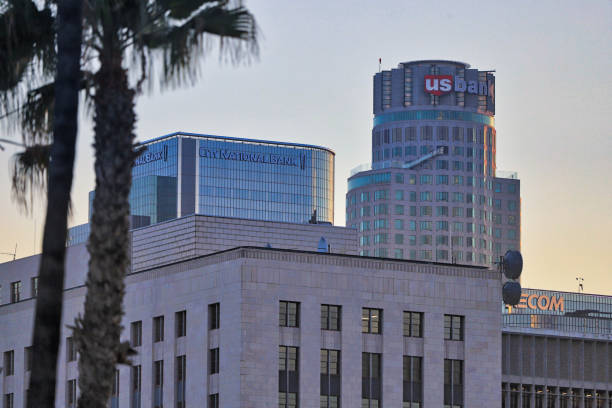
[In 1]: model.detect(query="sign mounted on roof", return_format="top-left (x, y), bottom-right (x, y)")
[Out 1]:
top-left (424, 75), bottom-right (492, 96)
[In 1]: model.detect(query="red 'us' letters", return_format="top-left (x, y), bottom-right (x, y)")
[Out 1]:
top-left (424, 75), bottom-right (453, 95)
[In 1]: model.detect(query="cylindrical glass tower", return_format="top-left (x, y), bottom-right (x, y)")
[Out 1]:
top-left (347, 60), bottom-right (518, 266)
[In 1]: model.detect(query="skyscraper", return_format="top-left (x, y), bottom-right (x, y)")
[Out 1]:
top-left (346, 60), bottom-right (520, 266)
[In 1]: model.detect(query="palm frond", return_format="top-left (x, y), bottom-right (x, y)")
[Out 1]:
top-left (10, 143), bottom-right (50, 213)
top-left (140, 2), bottom-right (258, 89)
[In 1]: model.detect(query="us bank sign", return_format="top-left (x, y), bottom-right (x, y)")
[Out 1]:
top-left (424, 74), bottom-right (494, 97)
top-left (200, 148), bottom-right (306, 170)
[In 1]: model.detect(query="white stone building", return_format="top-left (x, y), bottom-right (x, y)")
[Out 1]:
top-left (1, 215), bottom-right (502, 407)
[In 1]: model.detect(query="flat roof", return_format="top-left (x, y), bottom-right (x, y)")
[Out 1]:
top-left (399, 59), bottom-right (470, 68)
top-left (137, 131), bottom-right (335, 155)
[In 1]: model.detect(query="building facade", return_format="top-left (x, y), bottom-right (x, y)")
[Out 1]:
top-left (68, 133), bottom-right (335, 245)
top-left (346, 60), bottom-right (521, 267)
top-left (502, 288), bottom-right (612, 407)
top-left (1, 217), bottom-right (502, 408)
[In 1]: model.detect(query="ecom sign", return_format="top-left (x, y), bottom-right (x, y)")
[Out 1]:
top-left (507, 293), bottom-right (565, 313)
top-left (424, 75), bottom-right (492, 96)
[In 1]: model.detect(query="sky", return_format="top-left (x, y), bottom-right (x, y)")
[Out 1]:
top-left (0, 0), bottom-right (610, 294)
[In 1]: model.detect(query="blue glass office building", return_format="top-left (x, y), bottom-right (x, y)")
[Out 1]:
top-left (68, 132), bottom-right (334, 245)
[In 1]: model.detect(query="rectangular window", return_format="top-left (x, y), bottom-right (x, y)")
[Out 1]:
top-left (361, 308), bottom-right (382, 334)
top-left (209, 348), bottom-right (219, 374)
top-left (131, 321), bottom-right (142, 347)
top-left (279, 301), bottom-right (300, 327)
top-left (362, 353), bottom-right (381, 408)
top-left (131, 365), bottom-right (141, 408)
top-left (153, 316), bottom-right (164, 342)
top-left (25, 346), bottom-right (32, 372)
top-left (110, 369), bottom-right (119, 408)
top-left (10, 281), bottom-right (21, 303)
top-left (3, 394), bottom-right (13, 408)
top-left (403, 312), bottom-right (423, 337)
top-left (320, 349), bottom-right (340, 407)
top-left (66, 337), bottom-right (76, 362)
top-left (208, 303), bottom-right (220, 330)
top-left (444, 359), bottom-right (464, 407)
top-left (321, 305), bottom-right (341, 331)
top-left (175, 310), bottom-right (186, 338)
top-left (153, 360), bottom-right (163, 408)
top-left (3, 350), bottom-right (14, 376)
top-left (31, 277), bottom-right (38, 298)
top-left (66, 379), bottom-right (77, 408)
top-left (175, 355), bottom-right (186, 408)
top-left (403, 356), bottom-right (423, 407)
top-left (394, 220), bottom-right (404, 230)
top-left (208, 394), bottom-right (219, 408)
top-left (444, 315), bottom-right (464, 341)
top-left (279, 346), bottom-right (299, 408)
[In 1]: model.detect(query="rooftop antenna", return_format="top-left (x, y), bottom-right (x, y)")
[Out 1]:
top-left (0, 244), bottom-right (17, 261)
top-left (576, 277), bottom-right (584, 293)
top-left (378, 58), bottom-right (382, 73)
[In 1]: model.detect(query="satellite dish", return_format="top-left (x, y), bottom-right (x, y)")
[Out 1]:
top-left (502, 281), bottom-right (522, 305)
top-left (502, 250), bottom-right (523, 280)
top-left (317, 237), bottom-right (328, 253)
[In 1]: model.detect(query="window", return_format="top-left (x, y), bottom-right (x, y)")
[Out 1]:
top-left (153, 360), bottom-right (163, 408)
top-left (360, 192), bottom-right (370, 202)
top-left (66, 337), bottom-right (76, 362)
top-left (321, 305), bottom-right (341, 331)
top-left (175, 310), bottom-right (186, 338)
top-left (3, 350), bottom-right (14, 376)
top-left (3, 394), bottom-right (13, 408)
top-left (395, 205), bottom-right (404, 215)
top-left (362, 353), bottom-right (381, 408)
top-left (25, 346), bottom-right (32, 372)
top-left (131, 321), bottom-right (142, 347)
top-left (420, 175), bottom-right (432, 185)
top-left (208, 303), bottom-right (220, 330)
top-left (444, 359), bottom-right (463, 407)
top-left (209, 348), bottom-right (219, 374)
top-left (420, 206), bottom-right (432, 216)
top-left (10, 281), bottom-right (21, 303)
top-left (436, 192), bottom-right (449, 202)
top-left (131, 365), bottom-right (141, 408)
top-left (420, 191), bottom-right (431, 202)
top-left (403, 312), bottom-right (423, 337)
top-left (395, 234), bottom-right (404, 244)
top-left (394, 249), bottom-right (404, 259)
top-left (110, 369), bottom-right (119, 408)
top-left (66, 379), bottom-right (76, 408)
top-left (31, 277), bottom-right (38, 298)
top-left (175, 355), bottom-right (186, 408)
top-left (361, 308), bottom-right (382, 334)
top-left (444, 315), bottom-right (464, 341)
top-left (507, 229), bottom-right (517, 240)
top-left (394, 220), bottom-right (404, 230)
top-left (153, 316), bottom-right (164, 342)
top-left (403, 356), bottom-right (423, 407)
top-left (208, 394), bottom-right (219, 408)
top-left (419, 221), bottom-right (432, 231)
top-left (279, 301), bottom-right (300, 327)
top-left (320, 350), bottom-right (340, 408)
top-left (279, 346), bottom-right (299, 408)
top-left (508, 201), bottom-right (517, 211)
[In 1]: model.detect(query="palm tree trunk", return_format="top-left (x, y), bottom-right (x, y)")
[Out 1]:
top-left (27, 1), bottom-right (82, 407)
top-left (75, 44), bottom-right (136, 407)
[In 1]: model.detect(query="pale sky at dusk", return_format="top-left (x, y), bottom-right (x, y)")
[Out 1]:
top-left (0, 0), bottom-right (610, 294)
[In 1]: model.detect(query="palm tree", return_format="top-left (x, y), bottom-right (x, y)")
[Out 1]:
top-left (0, 1), bottom-right (82, 407)
top-left (2, 1), bottom-right (257, 405)
top-left (72, 2), bottom-right (257, 407)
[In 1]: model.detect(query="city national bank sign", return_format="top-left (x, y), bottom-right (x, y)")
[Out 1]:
top-left (506, 293), bottom-right (565, 314)
top-left (424, 75), bottom-right (494, 97)
top-left (200, 148), bottom-right (306, 170)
